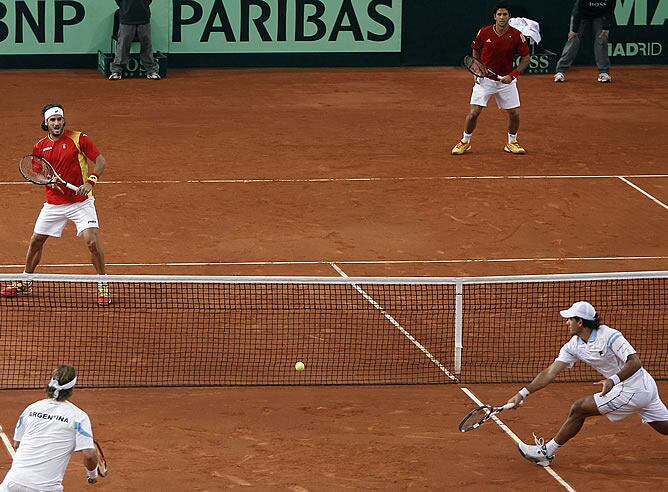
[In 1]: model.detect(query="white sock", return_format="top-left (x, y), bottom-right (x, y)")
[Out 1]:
top-left (22, 271), bottom-right (33, 285)
top-left (508, 133), bottom-right (517, 144)
top-left (545, 439), bottom-right (561, 456)
top-left (462, 132), bottom-right (472, 143)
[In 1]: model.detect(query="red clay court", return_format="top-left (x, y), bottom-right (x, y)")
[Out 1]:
top-left (0, 66), bottom-right (667, 491)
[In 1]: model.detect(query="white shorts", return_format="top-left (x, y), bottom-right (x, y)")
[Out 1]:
top-left (470, 78), bottom-right (520, 109)
top-left (595, 377), bottom-right (668, 423)
top-left (0, 479), bottom-right (50, 492)
top-left (34, 197), bottom-right (100, 238)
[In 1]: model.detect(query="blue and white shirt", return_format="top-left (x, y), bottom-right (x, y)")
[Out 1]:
top-left (556, 324), bottom-right (653, 388)
top-left (5, 399), bottom-right (94, 491)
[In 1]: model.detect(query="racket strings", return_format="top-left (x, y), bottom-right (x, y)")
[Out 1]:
top-left (19, 156), bottom-right (53, 184)
top-left (464, 56), bottom-right (486, 77)
top-left (460, 406), bottom-right (490, 431)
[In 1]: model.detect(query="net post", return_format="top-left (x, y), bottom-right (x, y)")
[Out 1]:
top-left (454, 280), bottom-right (463, 375)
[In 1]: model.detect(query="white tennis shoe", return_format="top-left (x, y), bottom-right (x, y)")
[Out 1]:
top-left (553, 72), bottom-right (565, 83)
top-left (518, 433), bottom-right (554, 467)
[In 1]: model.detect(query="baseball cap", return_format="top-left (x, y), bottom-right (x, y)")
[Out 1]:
top-left (559, 301), bottom-right (596, 320)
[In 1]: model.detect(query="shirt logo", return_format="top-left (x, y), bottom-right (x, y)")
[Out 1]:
top-left (43, 146), bottom-right (53, 151)
top-left (62, 144), bottom-right (67, 149)
top-left (486, 38), bottom-right (492, 43)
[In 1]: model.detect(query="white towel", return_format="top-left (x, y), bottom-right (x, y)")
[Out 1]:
top-left (509, 17), bottom-right (541, 45)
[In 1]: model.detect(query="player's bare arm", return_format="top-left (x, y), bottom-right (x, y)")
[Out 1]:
top-left (597, 354), bottom-right (643, 396)
top-left (507, 360), bottom-right (569, 407)
top-left (77, 154), bottom-right (107, 196)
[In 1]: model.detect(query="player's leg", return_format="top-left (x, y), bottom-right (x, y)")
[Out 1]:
top-left (648, 421), bottom-right (668, 435)
top-left (518, 395), bottom-right (599, 467)
top-left (25, 233), bottom-right (49, 273)
top-left (452, 80), bottom-right (492, 155)
top-left (592, 16), bottom-right (611, 82)
top-left (497, 84), bottom-right (525, 154)
top-left (71, 199), bottom-right (110, 305)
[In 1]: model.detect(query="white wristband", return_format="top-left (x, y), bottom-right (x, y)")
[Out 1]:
top-left (86, 467), bottom-right (98, 480)
top-left (518, 387), bottom-right (530, 398)
top-left (609, 374), bottom-right (621, 385)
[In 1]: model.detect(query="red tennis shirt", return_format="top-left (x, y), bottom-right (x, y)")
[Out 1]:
top-left (32, 130), bottom-right (101, 205)
top-left (471, 24), bottom-right (529, 77)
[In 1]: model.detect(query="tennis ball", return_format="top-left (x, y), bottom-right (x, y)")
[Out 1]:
top-left (295, 361), bottom-right (305, 372)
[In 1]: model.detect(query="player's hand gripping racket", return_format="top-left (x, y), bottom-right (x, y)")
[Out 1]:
top-left (19, 154), bottom-right (79, 192)
top-left (459, 402), bottom-right (514, 432)
top-left (463, 55), bottom-right (501, 81)
top-left (87, 440), bottom-right (108, 483)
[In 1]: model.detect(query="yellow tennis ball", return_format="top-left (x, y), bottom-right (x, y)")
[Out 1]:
top-left (295, 361), bottom-right (305, 371)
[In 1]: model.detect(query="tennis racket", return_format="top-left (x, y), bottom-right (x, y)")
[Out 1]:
top-left (94, 440), bottom-right (108, 477)
top-left (463, 55), bottom-right (501, 81)
top-left (19, 154), bottom-right (79, 192)
top-left (459, 402), bottom-right (514, 432)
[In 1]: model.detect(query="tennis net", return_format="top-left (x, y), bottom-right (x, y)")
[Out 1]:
top-left (0, 271), bottom-right (665, 388)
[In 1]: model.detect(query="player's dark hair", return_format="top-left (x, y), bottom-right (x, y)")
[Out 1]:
top-left (494, 2), bottom-right (511, 15)
top-left (578, 315), bottom-right (601, 331)
top-left (45, 364), bottom-right (77, 402)
top-left (41, 103), bottom-right (64, 131)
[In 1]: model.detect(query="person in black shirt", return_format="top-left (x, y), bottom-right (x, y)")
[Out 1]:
top-left (109, 0), bottom-right (160, 80)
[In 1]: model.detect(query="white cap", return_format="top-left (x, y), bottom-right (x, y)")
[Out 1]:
top-left (559, 301), bottom-right (596, 320)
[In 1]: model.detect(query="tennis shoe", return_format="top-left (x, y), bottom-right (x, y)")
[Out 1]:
top-left (97, 285), bottom-right (111, 306)
top-left (518, 433), bottom-right (554, 467)
top-left (147, 72), bottom-right (161, 80)
top-left (451, 140), bottom-right (471, 155)
top-left (1, 281), bottom-right (32, 298)
top-left (597, 72), bottom-right (611, 83)
top-left (504, 140), bottom-right (526, 154)
top-left (554, 72), bottom-right (565, 83)
top-left (108, 72), bottom-right (122, 81)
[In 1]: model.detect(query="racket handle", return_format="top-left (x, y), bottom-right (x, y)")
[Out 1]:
top-left (502, 402), bottom-right (515, 410)
top-left (65, 182), bottom-right (80, 192)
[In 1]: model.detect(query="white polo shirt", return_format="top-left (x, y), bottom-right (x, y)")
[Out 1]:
top-left (556, 324), bottom-right (653, 388)
top-left (4, 399), bottom-right (94, 491)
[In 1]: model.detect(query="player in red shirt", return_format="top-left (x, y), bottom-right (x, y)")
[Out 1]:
top-left (1, 103), bottom-right (111, 305)
top-left (452, 3), bottom-right (531, 155)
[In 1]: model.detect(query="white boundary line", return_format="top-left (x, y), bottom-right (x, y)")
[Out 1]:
top-left (460, 387), bottom-right (575, 492)
top-left (0, 174), bottom-right (667, 186)
top-left (0, 424), bottom-right (15, 459)
top-left (617, 176), bottom-right (668, 211)
top-left (329, 262), bottom-right (458, 382)
top-left (0, 255), bottom-right (666, 270)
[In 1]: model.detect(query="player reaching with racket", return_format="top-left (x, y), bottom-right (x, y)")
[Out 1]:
top-left (451, 3), bottom-right (531, 155)
top-left (507, 301), bottom-right (668, 467)
top-left (0, 365), bottom-right (104, 490)
top-left (0, 103), bottom-right (111, 305)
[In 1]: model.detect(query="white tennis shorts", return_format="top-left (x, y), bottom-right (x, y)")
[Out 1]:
top-left (34, 197), bottom-right (100, 238)
top-left (595, 377), bottom-right (668, 423)
top-left (0, 479), bottom-right (45, 492)
top-left (470, 78), bottom-right (520, 109)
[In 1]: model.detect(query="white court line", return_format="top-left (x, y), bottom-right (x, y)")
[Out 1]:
top-left (329, 262), bottom-right (458, 382)
top-left (460, 387), bottom-right (575, 492)
top-left (0, 174), bottom-right (667, 186)
top-left (0, 255), bottom-right (666, 269)
top-left (617, 177), bottom-right (668, 211)
top-left (0, 424), bottom-right (15, 459)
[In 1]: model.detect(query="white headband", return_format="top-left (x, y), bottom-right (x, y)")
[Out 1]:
top-left (48, 376), bottom-right (77, 398)
top-left (44, 107), bottom-right (64, 123)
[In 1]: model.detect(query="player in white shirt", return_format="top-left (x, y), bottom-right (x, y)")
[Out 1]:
top-left (1, 365), bottom-right (100, 491)
top-left (506, 301), bottom-right (668, 466)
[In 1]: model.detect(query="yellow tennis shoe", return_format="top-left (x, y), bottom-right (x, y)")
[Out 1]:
top-left (504, 140), bottom-right (526, 154)
top-left (451, 140), bottom-right (472, 155)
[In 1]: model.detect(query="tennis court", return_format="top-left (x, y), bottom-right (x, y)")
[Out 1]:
top-left (0, 66), bottom-right (666, 490)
